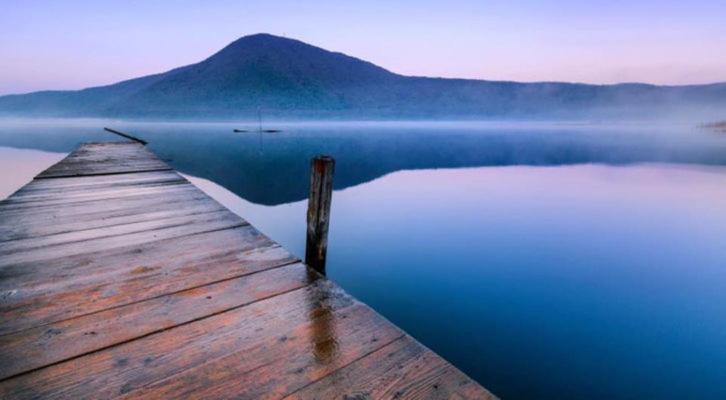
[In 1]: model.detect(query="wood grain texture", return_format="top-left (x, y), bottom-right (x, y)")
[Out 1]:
top-left (36, 142), bottom-right (170, 178)
top-left (0, 141), bottom-right (494, 399)
top-left (0, 228), bottom-right (297, 335)
top-left (305, 156), bottom-right (335, 274)
top-left (119, 303), bottom-right (404, 400)
top-left (0, 263), bottom-right (313, 380)
top-left (284, 336), bottom-right (497, 400)
top-left (0, 281), bottom-right (354, 399)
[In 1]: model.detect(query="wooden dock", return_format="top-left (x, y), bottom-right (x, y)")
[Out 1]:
top-left (0, 141), bottom-right (496, 399)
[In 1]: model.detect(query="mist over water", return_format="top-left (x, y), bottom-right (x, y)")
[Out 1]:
top-left (1, 118), bottom-right (726, 204)
top-left (2, 118), bottom-right (726, 399)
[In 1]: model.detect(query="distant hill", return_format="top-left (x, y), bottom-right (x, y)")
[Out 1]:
top-left (1, 33), bottom-right (725, 120)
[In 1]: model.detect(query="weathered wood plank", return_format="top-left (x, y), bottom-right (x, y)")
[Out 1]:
top-left (0, 171), bottom-right (226, 242)
top-left (6, 170), bottom-right (184, 199)
top-left (284, 335), bottom-right (497, 400)
top-left (0, 209), bottom-right (247, 267)
top-left (0, 281), bottom-right (356, 399)
top-left (0, 186), bottom-right (213, 232)
top-left (1, 227), bottom-right (297, 335)
top-left (0, 209), bottom-right (241, 257)
top-left (0, 180), bottom-right (196, 211)
top-left (36, 142), bottom-right (170, 178)
top-left (0, 262), bottom-right (314, 380)
top-left (0, 196), bottom-right (225, 242)
top-left (118, 303), bottom-right (404, 400)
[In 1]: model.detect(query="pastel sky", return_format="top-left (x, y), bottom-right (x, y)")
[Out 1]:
top-left (1, 0), bottom-right (725, 95)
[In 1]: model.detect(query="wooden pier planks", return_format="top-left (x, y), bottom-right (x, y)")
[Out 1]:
top-left (0, 141), bottom-right (496, 399)
top-left (35, 142), bottom-right (170, 178)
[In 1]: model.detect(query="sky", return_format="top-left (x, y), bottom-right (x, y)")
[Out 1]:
top-left (1, 0), bottom-right (725, 95)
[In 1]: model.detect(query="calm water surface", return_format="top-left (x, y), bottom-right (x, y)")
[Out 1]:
top-left (1, 119), bottom-right (725, 399)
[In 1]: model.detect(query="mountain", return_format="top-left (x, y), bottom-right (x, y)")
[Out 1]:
top-left (1, 33), bottom-right (725, 120)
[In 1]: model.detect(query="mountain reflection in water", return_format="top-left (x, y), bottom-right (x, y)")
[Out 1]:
top-left (1, 119), bottom-right (726, 205)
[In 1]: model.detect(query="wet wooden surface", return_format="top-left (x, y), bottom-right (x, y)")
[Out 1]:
top-left (0, 141), bottom-right (496, 399)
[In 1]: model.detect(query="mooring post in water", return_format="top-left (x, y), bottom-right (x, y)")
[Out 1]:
top-left (306, 155), bottom-right (335, 275)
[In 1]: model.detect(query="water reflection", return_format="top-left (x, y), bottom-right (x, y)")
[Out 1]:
top-left (0, 147), bottom-right (65, 199)
top-left (2, 119), bottom-right (726, 205)
top-left (305, 280), bottom-right (342, 366)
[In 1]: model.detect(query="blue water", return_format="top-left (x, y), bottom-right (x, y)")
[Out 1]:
top-left (1, 119), bottom-right (725, 399)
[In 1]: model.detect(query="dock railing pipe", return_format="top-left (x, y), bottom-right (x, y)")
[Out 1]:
top-left (103, 127), bottom-right (148, 145)
top-left (305, 155), bottom-right (335, 275)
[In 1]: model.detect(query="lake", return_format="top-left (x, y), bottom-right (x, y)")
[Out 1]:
top-left (1, 119), bottom-right (725, 399)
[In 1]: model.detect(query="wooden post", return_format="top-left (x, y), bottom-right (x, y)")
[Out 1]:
top-left (103, 127), bottom-right (148, 145)
top-left (306, 155), bottom-right (335, 275)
